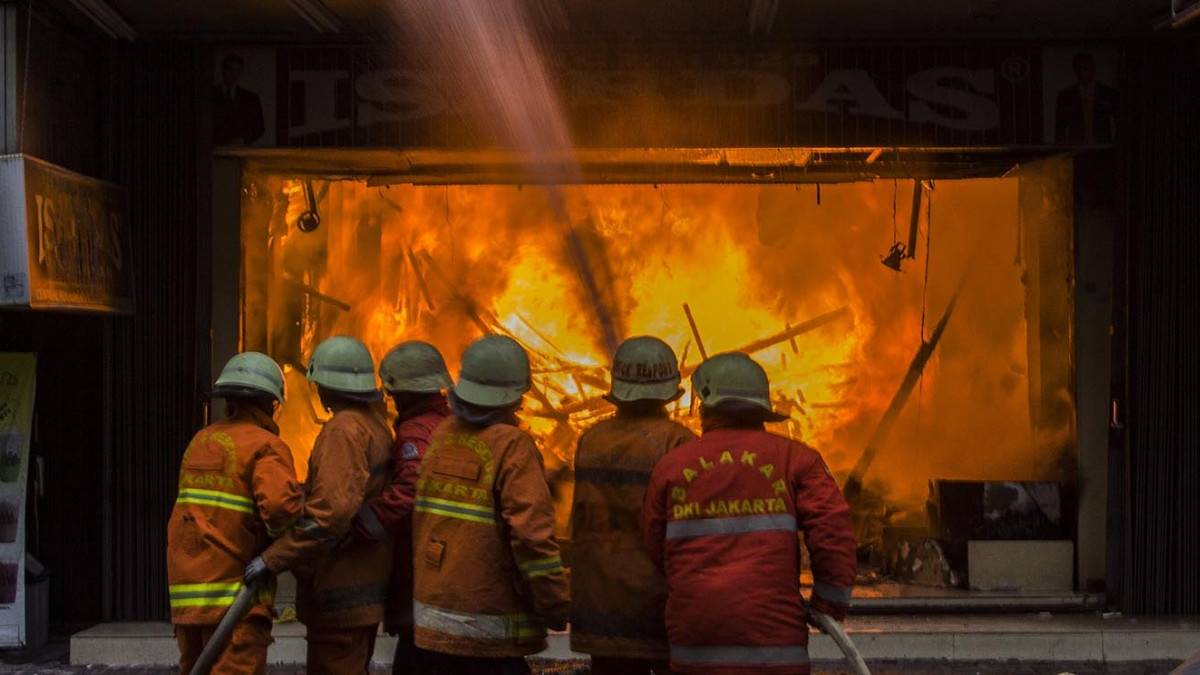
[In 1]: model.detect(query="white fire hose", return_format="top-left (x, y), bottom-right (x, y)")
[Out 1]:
top-left (809, 606), bottom-right (872, 675)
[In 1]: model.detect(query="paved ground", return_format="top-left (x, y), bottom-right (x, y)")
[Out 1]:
top-left (0, 640), bottom-right (1186, 674)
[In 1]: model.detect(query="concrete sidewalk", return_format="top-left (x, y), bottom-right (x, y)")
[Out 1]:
top-left (65, 613), bottom-right (1200, 667)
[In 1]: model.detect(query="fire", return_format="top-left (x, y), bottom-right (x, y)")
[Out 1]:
top-left (243, 174), bottom-right (1072, 522)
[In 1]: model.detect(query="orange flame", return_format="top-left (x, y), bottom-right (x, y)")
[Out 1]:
top-left (243, 175), bottom-right (1073, 516)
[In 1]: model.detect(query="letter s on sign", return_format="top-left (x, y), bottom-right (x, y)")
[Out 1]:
top-left (906, 68), bottom-right (999, 132)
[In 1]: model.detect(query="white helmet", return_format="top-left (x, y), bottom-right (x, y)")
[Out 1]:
top-left (453, 335), bottom-right (530, 407)
top-left (608, 336), bottom-right (683, 403)
top-left (307, 336), bottom-right (380, 394)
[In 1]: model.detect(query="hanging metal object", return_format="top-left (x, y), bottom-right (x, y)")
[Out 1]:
top-left (881, 242), bottom-right (907, 272)
top-left (905, 179), bottom-right (923, 259)
top-left (298, 180), bottom-right (321, 232)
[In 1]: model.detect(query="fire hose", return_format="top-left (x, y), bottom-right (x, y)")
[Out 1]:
top-left (187, 580), bottom-right (264, 675)
top-left (809, 606), bottom-right (871, 675)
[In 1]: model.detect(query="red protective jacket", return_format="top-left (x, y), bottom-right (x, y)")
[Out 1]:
top-left (642, 427), bottom-right (856, 675)
top-left (348, 398), bottom-right (452, 633)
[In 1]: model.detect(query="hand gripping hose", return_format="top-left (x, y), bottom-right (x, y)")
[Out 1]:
top-left (809, 607), bottom-right (871, 675)
top-left (188, 580), bottom-right (264, 675)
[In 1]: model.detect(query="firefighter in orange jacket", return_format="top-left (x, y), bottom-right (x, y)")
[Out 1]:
top-left (343, 341), bottom-right (454, 675)
top-left (642, 352), bottom-right (857, 675)
top-left (412, 335), bottom-right (569, 675)
top-left (167, 351), bottom-right (302, 675)
top-left (251, 336), bottom-right (395, 675)
top-left (570, 336), bottom-right (694, 675)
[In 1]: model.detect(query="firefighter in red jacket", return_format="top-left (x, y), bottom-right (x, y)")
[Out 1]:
top-left (642, 352), bottom-right (857, 675)
top-left (344, 341), bottom-right (454, 675)
top-left (167, 351), bottom-right (301, 675)
top-left (570, 336), bottom-right (694, 675)
top-left (412, 335), bottom-right (570, 675)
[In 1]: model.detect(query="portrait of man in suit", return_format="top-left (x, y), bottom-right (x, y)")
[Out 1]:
top-left (1054, 53), bottom-right (1118, 145)
top-left (213, 53), bottom-right (266, 146)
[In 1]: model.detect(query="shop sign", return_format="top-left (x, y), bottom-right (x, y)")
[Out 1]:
top-left (211, 44), bottom-right (1116, 150)
top-left (0, 155), bottom-right (133, 314)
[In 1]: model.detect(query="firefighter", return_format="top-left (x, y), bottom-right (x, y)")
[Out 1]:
top-left (342, 341), bottom-right (454, 675)
top-left (412, 335), bottom-right (569, 675)
top-left (569, 336), bottom-right (694, 675)
top-left (642, 352), bottom-right (857, 675)
top-left (250, 336), bottom-right (395, 675)
top-left (167, 351), bottom-right (302, 675)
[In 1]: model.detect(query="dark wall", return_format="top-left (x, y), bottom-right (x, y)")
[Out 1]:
top-left (1121, 36), bottom-right (1200, 615)
top-left (8, 6), bottom-right (211, 621)
top-left (17, 2), bottom-right (106, 175)
top-left (101, 41), bottom-right (210, 621)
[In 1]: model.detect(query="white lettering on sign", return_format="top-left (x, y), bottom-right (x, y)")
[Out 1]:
top-left (796, 67), bottom-right (1001, 131)
top-left (906, 68), bottom-right (998, 131)
top-left (796, 69), bottom-right (905, 119)
top-left (355, 69), bottom-right (448, 125)
top-left (284, 64), bottom-right (1007, 139)
top-left (288, 70), bottom-right (352, 137)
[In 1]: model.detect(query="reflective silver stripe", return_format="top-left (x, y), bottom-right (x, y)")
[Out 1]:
top-left (413, 600), bottom-right (542, 640)
top-left (357, 503), bottom-right (387, 541)
top-left (665, 514), bottom-right (796, 539)
top-left (814, 580), bottom-right (853, 605)
top-left (670, 644), bottom-right (810, 666)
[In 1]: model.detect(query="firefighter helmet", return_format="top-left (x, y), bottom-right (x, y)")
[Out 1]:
top-left (307, 336), bottom-right (380, 394)
top-left (213, 351), bottom-right (286, 402)
top-left (453, 335), bottom-right (530, 407)
top-left (608, 336), bottom-right (683, 403)
top-left (379, 341), bottom-right (453, 394)
top-left (690, 352), bottom-right (786, 419)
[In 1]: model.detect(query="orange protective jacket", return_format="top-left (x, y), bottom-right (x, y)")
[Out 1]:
top-left (261, 406), bottom-right (394, 629)
top-left (569, 411), bottom-right (695, 659)
top-left (167, 407), bottom-right (302, 625)
top-left (412, 417), bottom-right (569, 658)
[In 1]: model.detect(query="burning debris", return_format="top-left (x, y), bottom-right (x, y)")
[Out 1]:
top-left (242, 177), bottom-right (1073, 558)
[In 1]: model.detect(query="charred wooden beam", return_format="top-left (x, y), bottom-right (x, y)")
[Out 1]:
top-left (733, 306), bottom-right (850, 355)
top-left (683, 303), bottom-right (710, 360)
top-left (407, 249), bottom-right (437, 312)
top-left (843, 269), bottom-right (969, 503)
top-left (281, 273), bottom-right (351, 312)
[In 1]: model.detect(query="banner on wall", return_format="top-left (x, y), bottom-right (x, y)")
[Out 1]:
top-left (0, 353), bottom-right (36, 648)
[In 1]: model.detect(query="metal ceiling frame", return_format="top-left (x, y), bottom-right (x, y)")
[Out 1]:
top-left (219, 146), bottom-right (1050, 185)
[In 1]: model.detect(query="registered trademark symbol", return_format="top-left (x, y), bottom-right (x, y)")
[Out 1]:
top-left (1000, 56), bottom-right (1030, 84)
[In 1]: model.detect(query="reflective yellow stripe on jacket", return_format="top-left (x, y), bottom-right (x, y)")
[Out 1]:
top-left (176, 488), bottom-right (255, 515)
top-left (414, 496), bottom-right (497, 525)
top-left (518, 555), bottom-right (564, 580)
top-left (169, 581), bottom-right (274, 610)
